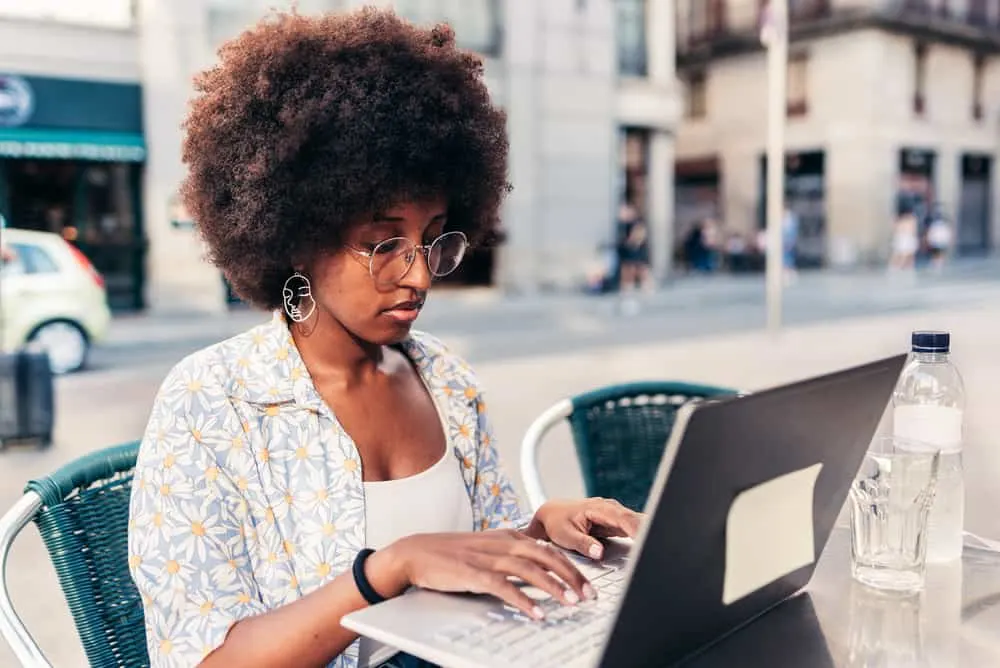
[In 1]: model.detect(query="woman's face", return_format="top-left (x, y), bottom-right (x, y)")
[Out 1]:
top-left (302, 196), bottom-right (450, 345)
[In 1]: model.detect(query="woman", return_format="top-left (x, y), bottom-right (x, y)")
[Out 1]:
top-left (127, 8), bottom-right (641, 668)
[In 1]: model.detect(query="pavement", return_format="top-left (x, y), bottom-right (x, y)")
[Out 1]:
top-left (91, 258), bottom-right (1000, 371)
top-left (2, 265), bottom-right (1000, 666)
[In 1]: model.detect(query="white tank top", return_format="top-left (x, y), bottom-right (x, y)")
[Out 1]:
top-left (357, 446), bottom-right (473, 666)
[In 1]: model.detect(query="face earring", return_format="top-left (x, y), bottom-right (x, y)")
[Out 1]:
top-left (281, 272), bottom-right (316, 323)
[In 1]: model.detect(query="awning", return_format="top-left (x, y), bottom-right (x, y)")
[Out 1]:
top-left (0, 127), bottom-right (145, 162)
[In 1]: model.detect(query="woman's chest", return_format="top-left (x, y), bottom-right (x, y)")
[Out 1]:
top-left (316, 372), bottom-right (449, 482)
top-left (224, 397), bottom-right (479, 606)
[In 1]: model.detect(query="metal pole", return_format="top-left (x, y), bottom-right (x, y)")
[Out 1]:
top-left (763, 0), bottom-right (788, 333)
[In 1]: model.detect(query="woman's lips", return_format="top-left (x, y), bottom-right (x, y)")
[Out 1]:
top-left (382, 302), bottom-right (422, 323)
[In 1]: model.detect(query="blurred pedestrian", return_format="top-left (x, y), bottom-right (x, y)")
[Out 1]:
top-left (782, 207), bottom-right (799, 285)
top-left (616, 202), bottom-right (652, 314)
top-left (926, 209), bottom-right (953, 272)
top-left (890, 210), bottom-right (919, 271)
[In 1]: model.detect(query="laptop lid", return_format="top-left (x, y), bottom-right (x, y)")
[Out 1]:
top-left (597, 354), bottom-right (907, 668)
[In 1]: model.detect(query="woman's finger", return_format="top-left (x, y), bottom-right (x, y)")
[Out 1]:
top-left (550, 522), bottom-right (607, 561)
top-left (521, 540), bottom-right (593, 600)
top-left (584, 503), bottom-right (641, 538)
top-left (468, 569), bottom-right (546, 620)
top-left (491, 555), bottom-right (579, 606)
top-left (484, 535), bottom-right (592, 601)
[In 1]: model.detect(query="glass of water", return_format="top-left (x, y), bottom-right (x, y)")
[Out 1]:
top-left (849, 436), bottom-right (940, 593)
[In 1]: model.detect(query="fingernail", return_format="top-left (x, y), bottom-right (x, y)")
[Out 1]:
top-left (583, 584), bottom-right (597, 600)
top-left (531, 606), bottom-right (545, 620)
top-left (564, 589), bottom-right (580, 605)
top-left (589, 543), bottom-right (603, 559)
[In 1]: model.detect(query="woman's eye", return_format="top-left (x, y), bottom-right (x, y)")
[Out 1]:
top-left (374, 238), bottom-right (403, 254)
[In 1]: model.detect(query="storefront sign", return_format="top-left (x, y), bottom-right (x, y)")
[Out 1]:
top-left (0, 127), bottom-right (145, 162)
top-left (0, 140), bottom-right (144, 161)
top-left (0, 75), bottom-right (33, 128)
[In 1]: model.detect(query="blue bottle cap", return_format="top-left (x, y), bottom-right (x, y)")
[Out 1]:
top-left (911, 330), bottom-right (950, 353)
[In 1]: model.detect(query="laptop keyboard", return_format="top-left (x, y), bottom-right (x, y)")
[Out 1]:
top-left (432, 556), bottom-right (629, 667)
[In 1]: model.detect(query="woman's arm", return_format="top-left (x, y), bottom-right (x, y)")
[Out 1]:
top-left (128, 359), bottom-right (409, 668)
top-left (200, 548), bottom-right (408, 668)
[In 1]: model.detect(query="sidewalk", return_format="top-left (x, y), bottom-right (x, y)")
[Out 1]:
top-left (106, 258), bottom-right (1000, 345)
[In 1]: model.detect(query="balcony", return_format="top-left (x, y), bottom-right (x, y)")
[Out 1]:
top-left (677, 0), bottom-right (1000, 68)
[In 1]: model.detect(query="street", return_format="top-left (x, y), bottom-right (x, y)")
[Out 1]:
top-left (3, 267), bottom-right (1000, 667)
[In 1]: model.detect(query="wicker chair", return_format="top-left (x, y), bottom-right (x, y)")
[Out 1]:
top-left (0, 441), bottom-right (147, 667)
top-left (520, 382), bottom-right (737, 513)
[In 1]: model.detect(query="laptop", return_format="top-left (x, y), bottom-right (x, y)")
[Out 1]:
top-left (342, 354), bottom-right (907, 668)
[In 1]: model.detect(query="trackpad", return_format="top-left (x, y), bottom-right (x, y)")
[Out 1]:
top-left (722, 463), bottom-right (823, 605)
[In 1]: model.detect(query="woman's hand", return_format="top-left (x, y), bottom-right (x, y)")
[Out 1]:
top-left (369, 530), bottom-right (595, 620)
top-left (524, 498), bottom-right (643, 560)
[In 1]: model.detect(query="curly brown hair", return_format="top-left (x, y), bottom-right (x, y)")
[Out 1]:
top-left (180, 7), bottom-right (510, 309)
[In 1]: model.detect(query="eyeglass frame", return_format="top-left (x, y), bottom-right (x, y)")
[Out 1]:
top-left (346, 230), bottom-right (469, 285)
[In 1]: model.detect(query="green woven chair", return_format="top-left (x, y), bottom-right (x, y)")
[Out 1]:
top-left (520, 382), bottom-right (738, 513)
top-left (0, 441), bottom-right (147, 667)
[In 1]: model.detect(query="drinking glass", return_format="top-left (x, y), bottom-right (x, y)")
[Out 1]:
top-left (849, 436), bottom-right (940, 593)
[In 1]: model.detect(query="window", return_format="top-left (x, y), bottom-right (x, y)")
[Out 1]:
top-left (973, 53), bottom-right (985, 121)
top-left (617, 0), bottom-right (647, 77)
top-left (969, 0), bottom-right (989, 25)
top-left (787, 53), bottom-right (809, 117)
top-left (0, 246), bottom-right (25, 278)
top-left (686, 71), bottom-right (707, 119)
top-left (914, 43), bottom-right (928, 116)
top-left (8, 243), bottom-right (59, 274)
top-left (394, 0), bottom-right (502, 56)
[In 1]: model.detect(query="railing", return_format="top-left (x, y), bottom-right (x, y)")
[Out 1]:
top-left (677, 0), bottom-right (1000, 54)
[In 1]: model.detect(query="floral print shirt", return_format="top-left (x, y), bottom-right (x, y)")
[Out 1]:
top-left (127, 314), bottom-right (526, 667)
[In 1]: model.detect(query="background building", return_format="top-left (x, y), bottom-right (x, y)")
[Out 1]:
top-left (0, 0), bottom-right (681, 313)
top-left (0, 15), bottom-right (146, 310)
top-left (674, 0), bottom-right (1000, 268)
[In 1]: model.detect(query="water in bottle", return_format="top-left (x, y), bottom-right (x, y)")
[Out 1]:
top-left (892, 330), bottom-right (965, 563)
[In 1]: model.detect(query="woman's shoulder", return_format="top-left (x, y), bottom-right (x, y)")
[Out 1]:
top-left (154, 316), bottom-right (283, 399)
top-left (404, 329), bottom-right (480, 388)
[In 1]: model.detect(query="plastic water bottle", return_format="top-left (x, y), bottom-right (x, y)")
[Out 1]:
top-left (892, 331), bottom-right (965, 563)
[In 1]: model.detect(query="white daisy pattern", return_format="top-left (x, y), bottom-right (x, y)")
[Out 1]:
top-left (128, 313), bottom-right (526, 667)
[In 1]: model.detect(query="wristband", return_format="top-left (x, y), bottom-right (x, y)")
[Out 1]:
top-left (352, 548), bottom-right (388, 605)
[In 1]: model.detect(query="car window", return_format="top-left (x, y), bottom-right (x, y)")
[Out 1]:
top-left (1, 245), bottom-right (26, 277)
top-left (9, 243), bottom-right (59, 274)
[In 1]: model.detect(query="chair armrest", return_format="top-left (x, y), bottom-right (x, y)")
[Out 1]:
top-left (520, 399), bottom-right (573, 513)
top-left (0, 492), bottom-right (53, 668)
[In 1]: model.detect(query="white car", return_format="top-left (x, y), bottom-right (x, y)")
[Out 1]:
top-left (0, 228), bottom-right (112, 374)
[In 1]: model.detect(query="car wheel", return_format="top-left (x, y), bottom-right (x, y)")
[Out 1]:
top-left (28, 321), bottom-right (89, 375)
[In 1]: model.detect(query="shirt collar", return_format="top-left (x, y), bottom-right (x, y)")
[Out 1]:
top-left (227, 312), bottom-right (476, 415)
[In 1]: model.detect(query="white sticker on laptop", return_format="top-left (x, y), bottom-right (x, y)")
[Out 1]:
top-left (722, 463), bottom-right (823, 606)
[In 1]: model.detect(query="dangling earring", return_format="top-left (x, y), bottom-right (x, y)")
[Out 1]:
top-left (281, 272), bottom-right (316, 323)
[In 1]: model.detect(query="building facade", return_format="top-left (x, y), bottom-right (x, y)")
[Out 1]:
top-left (0, 18), bottom-right (147, 310)
top-left (675, 0), bottom-right (1000, 267)
top-left (0, 0), bottom-right (680, 313)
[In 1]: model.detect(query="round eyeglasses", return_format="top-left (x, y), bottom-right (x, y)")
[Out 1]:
top-left (349, 230), bottom-right (469, 289)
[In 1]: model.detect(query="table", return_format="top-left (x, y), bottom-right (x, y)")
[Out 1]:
top-left (684, 527), bottom-right (1000, 667)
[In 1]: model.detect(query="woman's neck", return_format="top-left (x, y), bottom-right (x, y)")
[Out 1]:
top-left (288, 311), bottom-right (388, 388)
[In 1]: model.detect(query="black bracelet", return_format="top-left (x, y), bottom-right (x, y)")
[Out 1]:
top-left (352, 548), bottom-right (388, 605)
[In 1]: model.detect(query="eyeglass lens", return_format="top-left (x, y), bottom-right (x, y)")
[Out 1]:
top-left (371, 232), bottom-right (467, 286)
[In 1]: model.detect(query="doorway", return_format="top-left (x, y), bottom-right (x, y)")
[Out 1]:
top-left (958, 154), bottom-right (991, 255)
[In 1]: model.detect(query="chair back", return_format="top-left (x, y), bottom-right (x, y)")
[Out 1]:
top-left (27, 441), bottom-right (147, 667)
top-left (567, 382), bottom-right (735, 511)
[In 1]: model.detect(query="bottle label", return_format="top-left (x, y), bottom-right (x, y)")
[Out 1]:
top-left (893, 405), bottom-right (963, 452)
